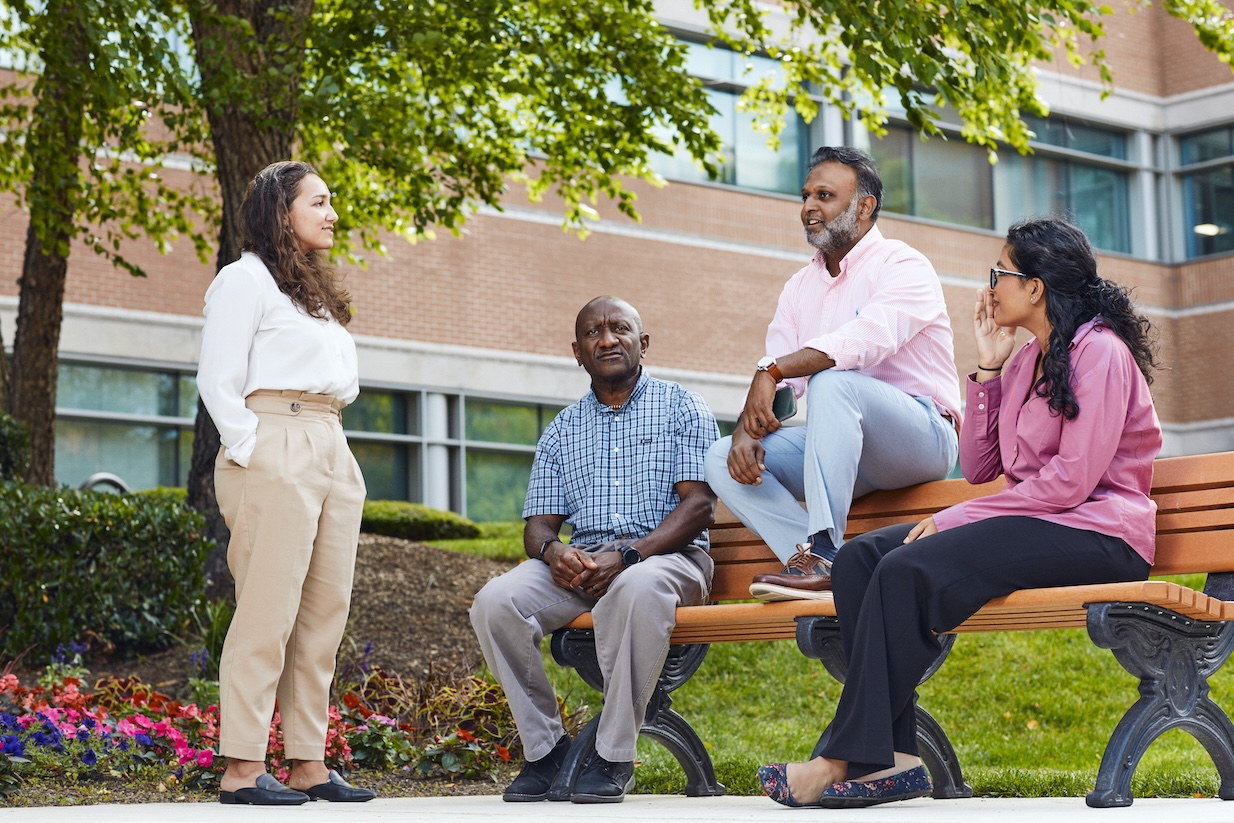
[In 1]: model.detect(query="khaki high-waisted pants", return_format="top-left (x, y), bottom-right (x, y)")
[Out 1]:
top-left (214, 390), bottom-right (366, 762)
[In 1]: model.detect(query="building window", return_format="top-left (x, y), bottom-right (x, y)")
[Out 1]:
top-left (345, 390), bottom-right (417, 503)
top-left (652, 40), bottom-right (812, 195)
top-left (50, 360), bottom-right (624, 523)
top-left (867, 125), bottom-right (994, 229)
top-left (463, 399), bottom-right (563, 522)
top-left (865, 115), bottom-right (1132, 253)
top-left (54, 361), bottom-right (197, 489)
top-left (995, 116), bottom-right (1131, 254)
top-left (1179, 126), bottom-right (1234, 258)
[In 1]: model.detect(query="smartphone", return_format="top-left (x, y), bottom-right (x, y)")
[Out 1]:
top-left (772, 385), bottom-right (797, 422)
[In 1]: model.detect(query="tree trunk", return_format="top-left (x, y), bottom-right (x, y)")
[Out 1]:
top-left (186, 0), bottom-right (313, 596)
top-left (9, 6), bottom-right (86, 486)
top-left (0, 317), bottom-right (8, 409)
top-left (11, 223), bottom-right (72, 486)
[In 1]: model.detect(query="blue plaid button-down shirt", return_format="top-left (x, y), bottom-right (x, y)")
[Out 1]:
top-left (523, 371), bottom-right (719, 551)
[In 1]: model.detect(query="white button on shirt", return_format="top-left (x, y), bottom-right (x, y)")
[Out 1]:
top-left (197, 252), bottom-right (359, 467)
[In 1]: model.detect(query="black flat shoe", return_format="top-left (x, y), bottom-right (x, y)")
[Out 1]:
top-left (302, 769), bottom-right (377, 802)
top-left (219, 773), bottom-right (309, 805)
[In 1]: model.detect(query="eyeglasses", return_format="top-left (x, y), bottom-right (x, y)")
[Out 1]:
top-left (990, 266), bottom-right (1032, 289)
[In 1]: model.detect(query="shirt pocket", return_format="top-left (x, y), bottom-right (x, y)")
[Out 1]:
top-left (635, 434), bottom-right (676, 496)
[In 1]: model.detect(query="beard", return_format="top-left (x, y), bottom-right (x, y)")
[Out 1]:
top-left (804, 193), bottom-right (861, 255)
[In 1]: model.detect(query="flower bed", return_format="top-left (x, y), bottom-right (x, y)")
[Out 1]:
top-left (0, 668), bottom-right (519, 800)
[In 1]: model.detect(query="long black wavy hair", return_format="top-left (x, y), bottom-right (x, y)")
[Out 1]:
top-left (1004, 217), bottom-right (1157, 420)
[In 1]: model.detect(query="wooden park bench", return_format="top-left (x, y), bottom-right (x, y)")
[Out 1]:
top-left (548, 450), bottom-right (1234, 807)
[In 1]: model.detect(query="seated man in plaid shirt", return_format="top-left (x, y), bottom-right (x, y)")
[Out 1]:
top-left (470, 296), bottom-right (719, 805)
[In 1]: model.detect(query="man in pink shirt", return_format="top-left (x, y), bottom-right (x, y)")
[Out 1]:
top-left (704, 147), bottom-right (961, 599)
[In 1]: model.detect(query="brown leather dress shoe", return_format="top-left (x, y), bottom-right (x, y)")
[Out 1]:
top-left (750, 542), bottom-right (833, 602)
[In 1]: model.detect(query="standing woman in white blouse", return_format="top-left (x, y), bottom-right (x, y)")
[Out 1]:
top-left (197, 160), bottom-right (374, 805)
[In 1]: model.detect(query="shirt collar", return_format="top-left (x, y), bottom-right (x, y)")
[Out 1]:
top-left (811, 223), bottom-right (885, 280)
top-left (584, 368), bottom-right (649, 413)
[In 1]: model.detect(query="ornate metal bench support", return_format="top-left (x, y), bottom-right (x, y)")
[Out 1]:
top-left (795, 615), bottom-right (972, 799)
top-left (1085, 602), bottom-right (1234, 808)
top-left (549, 629), bottom-right (724, 798)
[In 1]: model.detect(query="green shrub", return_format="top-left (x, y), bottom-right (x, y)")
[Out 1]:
top-left (0, 413), bottom-right (30, 481)
top-left (361, 499), bottom-right (480, 541)
top-left (0, 482), bottom-right (213, 663)
top-left (132, 486), bottom-right (189, 506)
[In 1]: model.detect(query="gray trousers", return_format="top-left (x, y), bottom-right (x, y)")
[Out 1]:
top-left (470, 546), bottom-right (713, 763)
top-left (705, 370), bottom-right (958, 563)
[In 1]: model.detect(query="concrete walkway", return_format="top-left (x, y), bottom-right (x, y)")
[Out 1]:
top-left (2, 795), bottom-right (1233, 822)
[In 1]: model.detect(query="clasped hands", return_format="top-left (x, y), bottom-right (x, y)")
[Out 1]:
top-left (545, 540), bottom-right (628, 597)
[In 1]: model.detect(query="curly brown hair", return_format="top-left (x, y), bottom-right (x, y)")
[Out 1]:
top-left (240, 160), bottom-right (351, 326)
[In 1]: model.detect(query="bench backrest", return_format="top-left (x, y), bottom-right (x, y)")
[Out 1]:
top-left (706, 451), bottom-right (1234, 602)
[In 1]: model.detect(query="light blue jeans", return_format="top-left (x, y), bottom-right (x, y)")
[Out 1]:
top-left (704, 370), bottom-right (958, 564)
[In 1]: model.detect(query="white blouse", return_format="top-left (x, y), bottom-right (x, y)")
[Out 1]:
top-left (197, 252), bottom-right (359, 467)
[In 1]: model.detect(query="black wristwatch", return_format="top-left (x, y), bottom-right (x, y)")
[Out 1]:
top-left (538, 538), bottom-right (557, 562)
top-left (620, 544), bottom-right (642, 567)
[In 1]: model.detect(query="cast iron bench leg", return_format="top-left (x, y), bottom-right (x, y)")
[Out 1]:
top-left (1085, 602), bottom-right (1234, 808)
top-left (549, 629), bottom-right (724, 798)
top-left (795, 615), bottom-right (972, 799)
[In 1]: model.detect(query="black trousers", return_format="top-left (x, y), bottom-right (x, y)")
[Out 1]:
top-left (819, 516), bottom-right (1150, 778)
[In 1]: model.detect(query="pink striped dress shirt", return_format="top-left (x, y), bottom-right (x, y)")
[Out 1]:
top-left (766, 224), bottom-right (962, 422)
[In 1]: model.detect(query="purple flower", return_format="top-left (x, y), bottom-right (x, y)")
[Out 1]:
top-left (134, 733), bottom-right (153, 747)
top-left (1, 735), bottom-right (23, 757)
top-left (82, 748), bottom-right (97, 766)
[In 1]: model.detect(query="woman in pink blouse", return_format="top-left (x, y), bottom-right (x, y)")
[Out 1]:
top-left (758, 217), bottom-right (1162, 809)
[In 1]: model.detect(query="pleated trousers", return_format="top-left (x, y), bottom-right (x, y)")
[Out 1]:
top-left (214, 390), bottom-right (366, 762)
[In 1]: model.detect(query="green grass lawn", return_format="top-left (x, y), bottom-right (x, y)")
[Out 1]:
top-left (436, 526), bottom-right (1230, 798)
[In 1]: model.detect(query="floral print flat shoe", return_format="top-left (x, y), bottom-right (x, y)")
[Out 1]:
top-left (818, 764), bottom-right (932, 808)
top-left (757, 762), bottom-right (823, 808)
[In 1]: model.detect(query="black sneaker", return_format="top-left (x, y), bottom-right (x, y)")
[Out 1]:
top-left (571, 754), bottom-right (635, 804)
top-left (503, 735), bottom-right (571, 802)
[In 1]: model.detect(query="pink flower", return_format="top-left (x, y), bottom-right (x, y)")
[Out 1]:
top-left (116, 718), bottom-right (138, 736)
top-left (197, 749), bottom-right (215, 769)
top-left (132, 714), bottom-right (154, 730)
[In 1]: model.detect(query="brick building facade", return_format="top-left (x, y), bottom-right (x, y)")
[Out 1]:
top-left (2, 0), bottom-right (1232, 520)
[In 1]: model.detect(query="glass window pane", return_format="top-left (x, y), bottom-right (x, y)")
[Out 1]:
top-left (346, 391), bottom-right (408, 434)
top-left (55, 420), bottom-right (179, 490)
top-left (351, 441), bottom-right (409, 501)
top-left (682, 40), bottom-right (735, 83)
top-left (466, 400), bottom-right (541, 445)
top-left (177, 428), bottom-right (194, 487)
top-left (58, 364), bottom-right (178, 417)
top-left (649, 88), bottom-right (733, 185)
top-left (995, 153), bottom-right (1069, 226)
top-left (466, 450), bottom-right (534, 523)
top-left (1027, 115), bottom-right (1126, 159)
top-left (913, 138), bottom-right (993, 229)
top-left (1184, 166), bottom-right (1234, 257)
top-left (1069, 164), bottom-right (1130, 253)
top-left (1181, 127), bottom-right (1234, 165)
top-left (734, 105), bottom-right (801, 194)
top-left (867, 127), bottom-right (913, 216)
top-left (996, 155), bottom-right (1130, 253)
top-left (178, 375), bottom-right (199, 418)
top-left (868, 127), bottom-right (992, 228)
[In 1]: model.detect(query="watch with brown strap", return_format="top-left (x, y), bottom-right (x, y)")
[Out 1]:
top-left (756, 355), bottom-right (783, 383)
